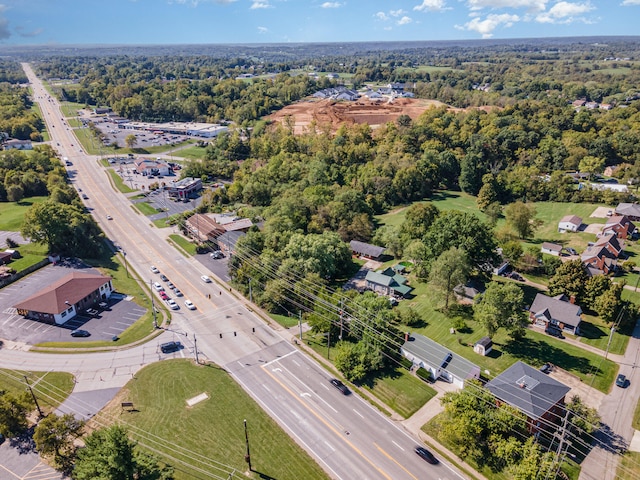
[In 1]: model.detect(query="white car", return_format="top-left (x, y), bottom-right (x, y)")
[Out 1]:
top-left (150, 266), bottom-right (159, 274)
top-left (184, 300), bottom-right (196, 310)
top-left (201, 275), bottom-right (212, 283)
top-left (167, 299), bottom-right (179, 310)
top-left (106, 215), bottom-right (113, 220)
top-left (153, 282), bottom-right (163, 292)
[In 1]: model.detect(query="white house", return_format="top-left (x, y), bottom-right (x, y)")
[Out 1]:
top-left (558, 215), bottom-right (582, 233)
top-left (541, 242), bottom-right (563, 256)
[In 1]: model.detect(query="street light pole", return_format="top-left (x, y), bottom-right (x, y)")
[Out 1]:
top-left (150, 279), bottom-right (158, 329)
top-left (24, 375), bottom-right (44, 419)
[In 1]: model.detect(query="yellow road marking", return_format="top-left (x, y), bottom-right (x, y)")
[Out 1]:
top-left (375, 442), bottom-right (420, 480)
top-left (263, 366), bottom-right (394, 480)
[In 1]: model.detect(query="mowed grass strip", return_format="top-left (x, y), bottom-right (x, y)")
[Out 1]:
top-left (363, 370), bottom-right (436, 419)
top-left (99, 360), bottom-right (329, 480)
top-left (0, 369), bottom-right (75, 411)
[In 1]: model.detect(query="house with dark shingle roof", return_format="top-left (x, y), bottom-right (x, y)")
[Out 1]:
top-left (485, 361), bottom-right (570, 434)
top-left (350, 240), bottom-right (385, 260)
top-left (14, 272), bottom-right (113, 325)
top-left (529, 293), bottom-right (582, 335)
top-left (602, 215), bottom-right (636, 239)
top-left (401, 333), bottom-right (480, 388)
top-left (365, 267), bottom-right (412, 297)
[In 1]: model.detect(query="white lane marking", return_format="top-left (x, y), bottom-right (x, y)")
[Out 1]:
top-left (262, 349), bottom-right (297, 367)
top-left (392, 441), bottom-right (404, 451)
top-left (352, 409), bottom-right (364, 419)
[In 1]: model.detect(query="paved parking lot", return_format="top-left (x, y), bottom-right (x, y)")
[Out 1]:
top-left (0, 262), bottom-right (147, 344)
top-left (0, 434), bottom-right (65, 479)
top-left (195, 252), bottom-right (230, 283)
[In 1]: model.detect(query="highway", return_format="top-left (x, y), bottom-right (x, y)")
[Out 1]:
top-left (18, 63), bottom-right (468, 480)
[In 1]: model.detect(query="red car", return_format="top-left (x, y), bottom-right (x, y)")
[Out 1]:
top-left (159, 291), bottom-right (169, 300)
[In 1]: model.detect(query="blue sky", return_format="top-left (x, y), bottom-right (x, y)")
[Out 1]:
top-left (1, 0), bottom-right (639, 46)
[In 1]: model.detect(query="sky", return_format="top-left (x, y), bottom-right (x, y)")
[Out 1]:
top-left (0, 0), bottom-right (639, 46)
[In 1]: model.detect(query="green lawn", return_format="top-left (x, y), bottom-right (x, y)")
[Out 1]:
top-left (96, 360), bottom-right (330, 480)
top-left (270, 313), bottom-right (301, 328)
top-left (133, 201), bottom-right (159, 216)
top-left (0, 369), bottom-right (75, 412)
top-left (168, 234), bottom-right (196, 256)
top-left (617, 451), bottom-right (640, 480)
top-left (402, 278), bottom-right (617, 392)
top-left (362, 369), bottom-right (436, 419)
top-left (173, 145), bottom-right (208, 160)
top-left (59, 102), bottom-right (86, 118)
top-left (106, 169), bottom-right (135, 194)
top-left (0, 196), bottom-right (48, 231)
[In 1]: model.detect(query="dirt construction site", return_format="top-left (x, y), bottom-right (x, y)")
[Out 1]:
top-left (268, 97), bottom-right (449, 135)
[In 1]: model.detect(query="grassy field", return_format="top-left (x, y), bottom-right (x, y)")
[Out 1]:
top-left (168, 234), bottom-right (196, 255)
top-left (0, 369), bottom-right (75, 412)
top-left (59, 102), bottom-right (85, 118)
top-left (401, 277), bottom-right (617, 392)
top-left (271, 312), bottom-right (302, 328)
top-left (617, 451), bottom-right (640, 479)
top-left (106, 169), bottom-right (135, 194)
top-left (173, 145), bottom-right (208, 160)
top-left (96, 360), bottom-right (330, 480)
top-left (133, 201), bottom-right (159, 216)
top-left (0, 196), bottom-right (48, 231)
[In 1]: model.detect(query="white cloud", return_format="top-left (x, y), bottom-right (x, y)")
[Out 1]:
top-left (390, 9), bottom-right (406, 16)
top-left (413, 0), bottom-right (448, 11)
top-left (458, 13), bottom-right (519, 38)
top-left (257, 26), bottom-right (268, 33)
top-left (397, 16), bottom-right (413, 24)
top-left (375, 11), bottom-right (389, 21)
top-left (320, 2), bottom-right (342, 7)
top-left (466, 0), bottom-right (547, 11)
top-left (535, 1), bottom-right (594, 23)
top-left (621, 0), bottom-right (640, 4)
top-left (250, 0), bottom-right (272, 8)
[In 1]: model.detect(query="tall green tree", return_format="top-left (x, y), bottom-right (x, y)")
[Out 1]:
top-left (124, 134), bottom-right (137, 149)
top-left (73, 425), bottom-right (173, 480)
top-left (428, 247), bottom-right (471, 310)
top-left (474, 281), bottom-right (526, 338)
top-left (34, 413), bottom-right (84, 470)
top-left (0, 391), bottom-right (33, 437)
top-left (504, 201), bottom-right (540, 239)
top-left (547, 259), bottom-right (589, 305)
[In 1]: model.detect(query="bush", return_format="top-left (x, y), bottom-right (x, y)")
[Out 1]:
top-left (416, 367), bottom-right (433, 383)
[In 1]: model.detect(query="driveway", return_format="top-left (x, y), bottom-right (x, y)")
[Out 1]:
top-left (343, 258), bottom-right (382, 292)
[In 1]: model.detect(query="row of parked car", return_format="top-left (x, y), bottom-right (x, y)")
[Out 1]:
top-left (151, 266), bottom-right (196, 310)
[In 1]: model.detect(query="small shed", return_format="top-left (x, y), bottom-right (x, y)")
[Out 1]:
top-left (541, 242), bottom-right (562, 256)
top-left (473, 336), bottom-right (493, 356)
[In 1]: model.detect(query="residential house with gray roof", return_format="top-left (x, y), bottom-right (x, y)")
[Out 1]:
top-left (485, 361), bottom-right (570, 434)
top-left (615, 203), bottom-right (640, 221)
top-left (401, 333), bottom-right (480, 388)
top-left (365, 267), bottom-right (412, 297)
top-left (529, 293), bottom-right (583, 335)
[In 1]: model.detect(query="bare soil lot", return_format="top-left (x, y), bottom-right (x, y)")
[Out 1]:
top-left (268, 98), bottom-right (448, 134)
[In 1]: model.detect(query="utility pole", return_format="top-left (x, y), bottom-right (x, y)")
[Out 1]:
top-left (546, 408), bottom-right (570, 480)
top-left (326, 331), bottom-right (331, 359)
top-left (298, 311), bottom-right (303, 341)
top-left (24, 375), bottom-right (44, 418)
top-left (194, 333), bottom-right (199, 364)
top-left (248, 278), bottom-right (252, 303)
top-left (339, 298), bottom-right (344, 341)
top-left (150, 279), bottom-right (158, 329)
top-left (243, 419), bottom-right (252, 471)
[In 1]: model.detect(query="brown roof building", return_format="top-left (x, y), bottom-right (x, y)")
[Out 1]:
top-left (14, 272), bottom-right (113, 325)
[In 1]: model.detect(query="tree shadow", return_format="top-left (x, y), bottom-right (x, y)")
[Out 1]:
top-left (578, 321), bottom-right (607, 341)
top-left (8, 427), bottom-right (36, 454)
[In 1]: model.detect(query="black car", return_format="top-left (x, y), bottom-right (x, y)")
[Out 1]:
top-left (545, 328), bottom-right (565, 339)
top-left (415, 446), bottom-right (438, 465)
top-left (160, 341), bottom-right (181, 354)
top-left (70, 329), bottom-right (91, 337)
top-left (329, 378), bottom-right (350, 395)
top-left (540, 363), bottom-right (553, 374)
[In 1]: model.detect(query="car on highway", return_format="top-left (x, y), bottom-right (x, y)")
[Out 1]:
top-left (173, 288), bottom-right (183, 297)
top-left (150, 266), bottom-right (159, 274)
top-left (184, 300), bottom-right (196, 310)
top-left (82, 194), bottom-right (89, 199)
top-left (153, 282), bottom-right (163, 291)
top-left (201, 275), bottom-right (212, 283)
top-left (106, 215), bottom-right (113, 220)
top-left (160, 341), bottom-right (181, 354)
top-left (70, 329), bottom-right (91, 337)
top-left (415, 446), bottom-right (438, 465)
top-left (616, 374), bottom-right (628, 388)
top-left (160, 274), bottom-right (169, 282)
top-left (159, 291), bottom-right (169, 300)
top-left (167, 281), bottom-right (175, 289)
top-left (167, 299), bottom-right (179, 310)
top-left (329, 378), bottom-right (350, 395)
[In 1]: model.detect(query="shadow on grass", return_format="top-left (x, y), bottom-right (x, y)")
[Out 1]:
top-left (502, 336), bottom-right (602, 376)
top-left (254, 471), bottom-right (278, 480)
top-left (430, 190), bottom-right (461, 201)
top-left (579, 321), bottom-right (608, 341)
top-left (358, 363), bottom-right (405, 389)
